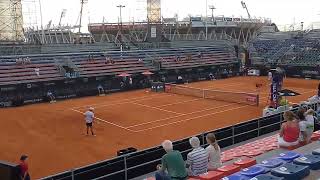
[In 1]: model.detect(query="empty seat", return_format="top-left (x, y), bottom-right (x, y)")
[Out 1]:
top-left (293, 154), bottom-right (320, 170)
top-left (217, 164), bottom-right (241, 176)
top-left (258, 159), bottom-right (285, 168)
top-left (251, 174), bottom-right (284, 180)
top-left (277, 151), bottom-right (301, 162)
top-left (240, 166), bottom-right (265, 177)
top-left (312, 148), bottom-right (320, 155)
top-left (271, 163), bottom-right (310, 180)
top-left (198, 171), bottom-right (225, 180)
top-left (234, 158), bottom-right (257, 169)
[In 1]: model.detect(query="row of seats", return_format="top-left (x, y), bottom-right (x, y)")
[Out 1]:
top-left (145, 131), bottom-right (320, 180)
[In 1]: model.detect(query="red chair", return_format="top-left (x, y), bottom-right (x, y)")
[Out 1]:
top-left (233, 158), bottom-right (257, 168)
top-left (188, 177), bottom-right (200, 180)
top-left (244, 150), bottom-right (263, 157)
top-left (199, 171), bottom-right (225, 180)
top-left (216, 164), bottom-right (241, 176)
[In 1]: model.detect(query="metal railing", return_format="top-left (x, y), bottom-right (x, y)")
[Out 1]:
top-left (41, 102), bottom-right (319, 180)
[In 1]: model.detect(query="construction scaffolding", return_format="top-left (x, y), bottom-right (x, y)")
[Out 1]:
top-left (147, 0), bottom-right (161, 23)
top-left (0, 0), bottom-right (24, 42)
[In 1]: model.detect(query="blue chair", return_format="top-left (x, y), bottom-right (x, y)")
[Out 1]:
top-left (312, 148), bottom-right (320, 155)
top-left (222, 173), bottom-right (251, 180)
top-left (241, 166), bottom-right (265, 177)
top-left (250, 174), bottom-right (284, 180)
top-left (293, 154), bottom-right (320, 170)
top-left (277, 151), bottom-right (301, 162)
top-left (258, 159), bottom-right (285, 168)
top-left (271, 163), bottom-right (310, 180)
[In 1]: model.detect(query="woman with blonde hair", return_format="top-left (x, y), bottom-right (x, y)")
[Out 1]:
top-left (278, 111), bottom-right (300, 147)
top-left (205, 133), bottom-right (222, 170)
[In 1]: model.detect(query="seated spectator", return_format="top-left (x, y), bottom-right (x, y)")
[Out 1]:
top-left (34, 67), bottom-right (40, 76)
top-left (155, 140), bottom-right (188, 180)
top-left (278, 111), bottom-right (300, 147)
top-left (299, 109), bottom-right (315, 144)
top-left (205, 133), bottom-right (222, 170)
top-left (47, 90), bottom-right (56, 102)
top-left (177, 75), bottom-right (183, 84)
top-left (186, 137), bottom-right (208, 176)
top-left (25, 57), bottom-right (31, 64)
top-left (19, 155), bottom-right (30, 180)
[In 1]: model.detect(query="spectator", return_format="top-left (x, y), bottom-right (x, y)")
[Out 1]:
top-left (278, 111), bottom-right (300, 147)
top-left (34, 67), bottom-right (40, 76)
top-left (97, 84), bottom-right (104, 95)
top-left (19, 155), bottom-right (30, 180)
top-left (155, 140), bottom-right (187, 180)
top-left (299, 109), bottom-right (315, 144)
top-left (296, 108), bottom-right (308, 144)
top-left (47, 90), bottom-right (55, 102)
top-left (205, 133), bottom-right (222, 170)
top-left (129, 77), bottom-right (133, 87)
top-left (186, 137), bottom-right (208, 176)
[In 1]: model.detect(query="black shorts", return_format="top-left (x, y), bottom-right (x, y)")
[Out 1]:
top-left (86, 122), bottom-right (93, 127)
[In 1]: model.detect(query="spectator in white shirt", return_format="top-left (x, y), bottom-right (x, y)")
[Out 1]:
top-left (84, 107), bottom-right (96, 136)
top-left (34, 67), bottom-right (40, 76)
top-left (205, 133), bottom-right (222, 170)
top-left (186, 137), bottom-right (208, 176)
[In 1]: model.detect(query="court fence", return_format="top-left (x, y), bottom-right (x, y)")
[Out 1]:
top-left (40, 102), bottom-right (319, 180)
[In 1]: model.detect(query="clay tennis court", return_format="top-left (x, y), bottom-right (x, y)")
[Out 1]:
top-left (0, 76), bottom-right (318, 178)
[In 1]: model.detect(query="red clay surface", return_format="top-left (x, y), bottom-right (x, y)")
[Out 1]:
top-left (0, 76), bottom-right (318, 178)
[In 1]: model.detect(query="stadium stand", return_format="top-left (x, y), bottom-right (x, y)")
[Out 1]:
top-left (0, 42), bottom-right (237, 107)
top-left (249, 30), bottom-right (320, 76)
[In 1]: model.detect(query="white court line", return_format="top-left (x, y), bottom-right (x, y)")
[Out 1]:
top-left (71, 93), bottom-right (171, 110)
top-left (132, 104), bottom-right (252, 132)
top-left (132, 89), bottom-right (317, 132)
top-left (70, 108), bottom-right (135, 132)
top-left (131, 102), bottom-right (185, 115)
top-left (157, 98), bottom-right (203, 108)
top-left (126, 102), bottom-right (237, 128)
top-left (93, 94), bottom-right (175, 109)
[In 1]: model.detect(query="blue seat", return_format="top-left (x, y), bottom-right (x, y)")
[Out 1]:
top-left (293, 154), bottom-right (320, 170)
top-left (312, 148), bottom-right (320, 155)
top-left (250, 174), bottom-right (284, 180)
top-left (241, 166), bottom-right (265, 177)
top-left (258, 159), bottom-right (285, 168)
top-left (277, 151), bottom-right (301, 162)
top-left (222, 173), bottom-right (251, 180)
top-left (271, 163), bottom-right (310, 180)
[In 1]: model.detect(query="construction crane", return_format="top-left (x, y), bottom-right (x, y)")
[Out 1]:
top-left (241, 1), bottom-right (251, 19)
top-left (58, 9), bottom-right (67, 27)
top-left (78, 0), bottom-right (88, 33)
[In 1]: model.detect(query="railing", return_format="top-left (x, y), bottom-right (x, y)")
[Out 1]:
top-left (40, 102), bottom-right (319, 180)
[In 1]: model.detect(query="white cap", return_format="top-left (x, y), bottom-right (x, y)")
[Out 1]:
top-left (89, 107), bottom-right (94, 111)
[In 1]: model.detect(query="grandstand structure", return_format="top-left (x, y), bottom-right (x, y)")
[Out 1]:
top-left (0, 40), bottom-right (238, 107)
top-left (249, 29), bottom-right (320, 78)
top-left (88, 16), bottom-right (272, 47)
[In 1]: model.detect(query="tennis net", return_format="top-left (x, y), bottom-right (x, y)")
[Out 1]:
top-left (165, 84), bottom-right (259, 106)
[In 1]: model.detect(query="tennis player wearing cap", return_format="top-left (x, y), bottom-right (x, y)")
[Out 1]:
top-left (85, 107), bottom-right (96, 136)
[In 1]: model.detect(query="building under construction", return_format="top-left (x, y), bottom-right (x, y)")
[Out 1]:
top-left (0, 0), bottom-right (24, 42)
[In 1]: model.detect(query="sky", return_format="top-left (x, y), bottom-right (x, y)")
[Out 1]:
top-left (22, 0), bottom-right (320, 31)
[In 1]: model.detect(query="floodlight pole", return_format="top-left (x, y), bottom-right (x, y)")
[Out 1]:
top-left (205, 0), bottom-right (208, 40)
top-left (117, 5), bottom-right (126, 33)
